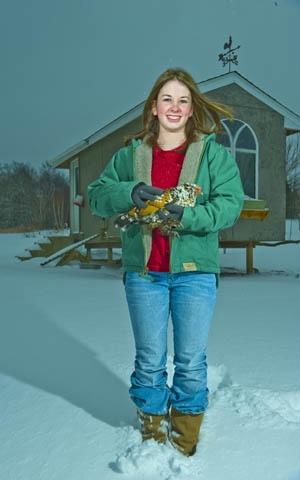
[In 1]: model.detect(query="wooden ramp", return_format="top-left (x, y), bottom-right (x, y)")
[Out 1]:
top-left (40, 233), bottom-right (101, 266)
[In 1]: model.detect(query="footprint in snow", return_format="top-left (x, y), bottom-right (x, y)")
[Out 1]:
top-left (208, 365), bottom-right (300, 429)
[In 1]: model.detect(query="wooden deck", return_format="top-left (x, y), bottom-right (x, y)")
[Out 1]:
top-left (84, 238), bottom-right (261, 274)
top-left (83, 208), bottom-right (271, 273)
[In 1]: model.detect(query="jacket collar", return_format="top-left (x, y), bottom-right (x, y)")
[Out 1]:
top-left (133, 133), bottom-right (213, 185)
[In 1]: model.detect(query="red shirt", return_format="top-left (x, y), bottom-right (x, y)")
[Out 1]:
top-left (147, 140), bottom-right (187, 271)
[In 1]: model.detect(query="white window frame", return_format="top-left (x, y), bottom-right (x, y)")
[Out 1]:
top-left (221, 119), bottom-right (259, 199)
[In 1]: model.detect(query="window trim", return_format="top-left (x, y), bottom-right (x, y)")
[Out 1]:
top-left (221, 119), bottom-right (259, 199)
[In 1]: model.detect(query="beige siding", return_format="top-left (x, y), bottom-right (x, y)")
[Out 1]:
top-left (80, 117), bottom-right (142, 237)
top-left (69, 83), bottom-right (286, 242)
top-left (208, 84), bottom-right (286, 241)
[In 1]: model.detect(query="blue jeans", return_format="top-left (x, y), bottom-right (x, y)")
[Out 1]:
top-left (124, 271), bottom-right (217, 415)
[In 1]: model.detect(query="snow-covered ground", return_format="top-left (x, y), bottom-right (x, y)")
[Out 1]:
top-left (0, 220), bottom-right (300, 480)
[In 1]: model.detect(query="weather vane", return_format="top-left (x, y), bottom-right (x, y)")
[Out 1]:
top-left (218, 35), bottom-right (240, 72)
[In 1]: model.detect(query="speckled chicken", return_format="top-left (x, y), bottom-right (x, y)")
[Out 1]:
top-left (114, 182), bottom-right (202, 236)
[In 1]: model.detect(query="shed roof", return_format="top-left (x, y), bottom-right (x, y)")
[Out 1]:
top-left (51, 70), bottom-right (300, 168)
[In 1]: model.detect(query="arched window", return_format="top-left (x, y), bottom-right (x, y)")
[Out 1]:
top-left (216, 119), bottom-right (258, 198)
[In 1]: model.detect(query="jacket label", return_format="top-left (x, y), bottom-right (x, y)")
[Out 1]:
top-left (183, 262), bottom-right (197, 271)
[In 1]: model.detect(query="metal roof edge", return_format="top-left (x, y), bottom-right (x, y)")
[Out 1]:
top-left (51, 70), bottom-right (300, 167)
top-left (201, 70), bottom-right (300, 129)
top-left (50, 99), bottom-right (145, 168)
top-left (85, 99), bottom-right (145, 146)
top-left (50, 140), bottom-right (88, 168)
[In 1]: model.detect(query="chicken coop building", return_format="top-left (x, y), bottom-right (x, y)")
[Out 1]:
top-left (50, 70), bottom-right (300, 272)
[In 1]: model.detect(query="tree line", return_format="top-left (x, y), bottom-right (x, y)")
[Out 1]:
top-left (0, 161), bottom-right (69, 230)
top-left (286, 134), bottom-right (300, 219)
top-left (0, 135), bottom-right (299, 231)
top-left (286, 134), bottom-right (300, 191)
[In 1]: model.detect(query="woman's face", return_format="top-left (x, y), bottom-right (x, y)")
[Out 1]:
top-left (152, 79), bottom-right (193, 134)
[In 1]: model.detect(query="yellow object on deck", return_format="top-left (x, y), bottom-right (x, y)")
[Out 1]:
top-left (240, 209), bottom-right (269, 220)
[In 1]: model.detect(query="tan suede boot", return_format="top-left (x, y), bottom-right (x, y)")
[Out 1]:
top-left (137, 409), bottom-right (169, 444)
top-left (169, 407), bottom-right (204, 456)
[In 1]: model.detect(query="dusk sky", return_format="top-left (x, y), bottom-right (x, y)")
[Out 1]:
top-left (1, 0), bottom-right (299, 168)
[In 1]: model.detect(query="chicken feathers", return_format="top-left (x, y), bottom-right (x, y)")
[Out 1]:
top-left (114, 183), bottom-right (202, 236)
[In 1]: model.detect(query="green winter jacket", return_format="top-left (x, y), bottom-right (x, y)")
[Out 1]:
top-left (87, 132), bottom-right (245, 288)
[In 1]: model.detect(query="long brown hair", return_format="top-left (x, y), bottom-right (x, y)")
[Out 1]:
top-left (124, 67), bottom-right (234, 147)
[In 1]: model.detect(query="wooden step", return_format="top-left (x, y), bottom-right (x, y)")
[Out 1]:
top-left (16, 254), bottom-right (33, 261)
top-left (30, 243), bottom-right (55, 256)
top-left (25, 249), bottom-right (45, 258)
top-left (47, 236), bottom-right (74, 249)
top-left (18, 235), bottom-right (75, 261)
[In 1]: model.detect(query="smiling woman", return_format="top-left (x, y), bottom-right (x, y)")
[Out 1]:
top-left (124, 67), bottom-right (234, 150)
top-left (152, 81), bottom-right (194, 150)
top-left (87, 67), bottom-right (244, 458)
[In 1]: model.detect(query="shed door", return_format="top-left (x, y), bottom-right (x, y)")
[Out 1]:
top-left (70, 158), bottom-right (80, 233)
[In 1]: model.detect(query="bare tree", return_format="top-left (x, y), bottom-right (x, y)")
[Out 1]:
top-left (286, 133), bottom-right (300, 219)
top-left (0, 160), bottom-right (69, 230)
top-left (0, 162), bottom-right (38, 227)
top-left (38, 161), bottom-right (70, 229)
top-left (286, 133), bottom-right (300, 192)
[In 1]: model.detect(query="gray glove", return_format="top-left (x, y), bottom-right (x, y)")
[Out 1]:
top-left (157, 203), bottom-right (184, 221)
top-left (131, 182), bottom-right (165, 209)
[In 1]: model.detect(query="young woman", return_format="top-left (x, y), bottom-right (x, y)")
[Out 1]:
top-left (88, 68), bottom-right (244, 456)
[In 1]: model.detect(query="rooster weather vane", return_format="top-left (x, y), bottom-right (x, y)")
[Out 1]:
top-left (218, 35), bottom-right (240, 72)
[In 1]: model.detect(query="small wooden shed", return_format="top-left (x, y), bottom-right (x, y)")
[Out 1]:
top-left (50, 70), bottom-right (300, 271)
